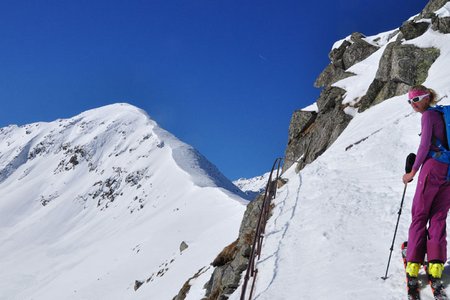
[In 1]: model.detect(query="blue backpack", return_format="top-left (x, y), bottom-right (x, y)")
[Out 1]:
top-left (427, 105), bottom-right (450, 180)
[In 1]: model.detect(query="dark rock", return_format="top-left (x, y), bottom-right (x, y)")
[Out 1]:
top-left (314, 63), bottom-right (355, 88)
top-left (360, 42), bottom-right (439, 112)
top-left (283, 86), bottom-right (350, 172)
top-left (375, 42), bottom-right (398, 82)
top-left (134, 280), bottom-right (144, 291)
top-left (342, 36), bottom-right (379, 69)
top-left (432, 16), bottom-right (450, 33)
top-left (421, 0), bottom-right (448, 16)
top-left (316, 32), bottom-right (378, 90)
top-left (69, 155), bottom-right (79, 166)
top-left (376, 42), bottom-right (439, 86)
top-left (329, 40), bottom-right (351, 67)
top-left (316, 86), bottom-right (346, 112)
top-left (373, 81), bottom-right (411, 105)
top-left (180, 241), bottom-right (189, 253)
top-left (389, 45), bottom-right (440, 85)
top-left (198, 192), bottom-right (267, 300)
top-left (286, 110), bottom-right (317, 144)
top-left (211, 240), bottom-right (238, 267)
top-left (400, 21), bottom-right (430, 40)
top-left (358, 79), bottom-right (385, 112)
top-left (284, 102), bottom-right (352, 172)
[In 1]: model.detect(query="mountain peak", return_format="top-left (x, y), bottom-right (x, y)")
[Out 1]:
top-left (75, 102), bottom-right (156, 127)
top-left (0, 104), bottom-right (246, 299)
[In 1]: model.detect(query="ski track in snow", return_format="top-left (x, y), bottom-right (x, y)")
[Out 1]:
top-left (253, 172), bottom-right (302, 300)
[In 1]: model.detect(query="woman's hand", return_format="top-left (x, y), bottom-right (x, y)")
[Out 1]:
top-left (402, 170), bottom-right (417, 184)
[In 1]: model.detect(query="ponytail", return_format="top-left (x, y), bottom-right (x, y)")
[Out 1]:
top-left (410, 85), bottom-right (439, 106)
top-left (429, 88), bottom-right (438, 106)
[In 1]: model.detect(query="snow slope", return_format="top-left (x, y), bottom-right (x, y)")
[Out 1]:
top-left (0, 103), bottom-right (246, 300)
top-left (228, 12), bottom-right (450, 300)
top-left (233, 172), bottom-right (270, 199)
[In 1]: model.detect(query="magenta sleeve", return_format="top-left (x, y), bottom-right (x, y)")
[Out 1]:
top-left (412, 112), bottom-right (433, 171)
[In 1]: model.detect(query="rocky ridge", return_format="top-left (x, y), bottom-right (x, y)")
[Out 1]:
top-left (284, 0), bottom-right (446, 172)
top-left (174, 0), bottom-right (450, 299)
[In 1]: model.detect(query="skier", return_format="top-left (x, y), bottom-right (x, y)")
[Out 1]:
top-left (403, 85), bottom-right (450, 299)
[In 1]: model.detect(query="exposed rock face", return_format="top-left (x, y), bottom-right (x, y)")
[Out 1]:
top-left (201, 193), bottom-right (265, 299)
top-left (432, 16), bottom-right (450, 33)
top-left (413, 0), bottom-right (450, 35)
top-left (315, 32), bottom-right (378, 88)
top-left (358, 42), bottom-right (440, 112)
top-left (286, 110), bottom-right (317, 146)
top-left (400, 21), bottom-right (430, 40)
top-left (421, 0), bottom-right (448, 16)
top-left (342, 33), bottom-right (380, 69)
top-left (297, 33), bottom-right (382, 172)
top-left (288, 0), bottom-right (446, 168)
top-left (284, 87), bottom-right (352, 172)
top-left (314, 63), bottom-right (354, 89)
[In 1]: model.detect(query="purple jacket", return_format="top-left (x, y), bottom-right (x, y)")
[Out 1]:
top-left (413, 110), bottom-right (448, 172)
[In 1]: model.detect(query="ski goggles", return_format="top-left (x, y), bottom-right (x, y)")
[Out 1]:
top-left (407, 93), bottom-right (429, 104)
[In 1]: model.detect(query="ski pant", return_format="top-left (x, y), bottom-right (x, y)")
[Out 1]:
top-left (407, 158), bottom-right (450, 263)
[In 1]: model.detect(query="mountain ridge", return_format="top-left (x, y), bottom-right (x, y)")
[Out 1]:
top-left (0, 102), bottom-right (246, 299)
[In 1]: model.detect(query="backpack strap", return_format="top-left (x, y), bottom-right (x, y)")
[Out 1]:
top-left (428, 105), bottom-right (450, 148)
top-left (427, 105), bottom-right (450, 180)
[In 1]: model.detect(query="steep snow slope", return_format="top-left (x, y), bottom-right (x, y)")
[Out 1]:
top-left (0, 103), bottom-right (246, 300)
top-left (229, 18), bottom-right (450, 300)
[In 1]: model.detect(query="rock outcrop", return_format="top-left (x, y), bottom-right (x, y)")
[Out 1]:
top-left (410, 0), bottom-right (450, 35)
top-left (284, 30), bottom-right (381, 171)
top-left (421, 0), bottom-right (448, 16)
top-left (314, 32), bottom-right (379, 88)
top-left (358, 43), bottom-right (439, 112)
top-left (284, 87), bottom-right (352, 172)
top-left (286, 0), bottom-right (444, 171)
top-left (201, 192), bottom-right (265, 299)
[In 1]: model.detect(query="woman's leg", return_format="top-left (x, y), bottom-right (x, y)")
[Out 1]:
top-left (427, 183), bottom-right (450, 262)
top-left (407, 161), bottom-right (442, 263)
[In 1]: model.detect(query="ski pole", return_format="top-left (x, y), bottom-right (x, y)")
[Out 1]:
top-left (381, 153), bottom-right (416, 280)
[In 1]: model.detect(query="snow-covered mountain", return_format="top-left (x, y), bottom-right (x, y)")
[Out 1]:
top-left (233, 172), bottom-right (270, 199)
top-left (179, 1), bottom-right (450, 299)
top-left (0, 103), bottom-right (246, 299)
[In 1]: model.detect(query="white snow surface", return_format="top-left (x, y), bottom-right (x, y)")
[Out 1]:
top-left (435, 2), bottom-right (450, 17)
top-left (331, 29), bottom-right (397, 51)
top-left (300, 102), bottom-right (319, 112)
top-left (333, 32), bottom-right (399, 106)
top-left (233, 172), bottom-right (270, 199)
top-left (226, 24), bottom-right (450, 300)
top-left (363, 29), bottom-right (399, 47)
top-left (0, 103), bottom-right (246, 299)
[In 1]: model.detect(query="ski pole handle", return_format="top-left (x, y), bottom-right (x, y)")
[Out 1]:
top-left (405, 153), bottom-right (416, 174)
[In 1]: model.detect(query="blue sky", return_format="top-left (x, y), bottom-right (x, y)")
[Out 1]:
top-left (0, 0), bottom-right (428, 179)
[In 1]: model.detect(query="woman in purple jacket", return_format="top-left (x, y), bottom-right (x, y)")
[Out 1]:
top-left (403, 85), bottom-right (450, 298)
